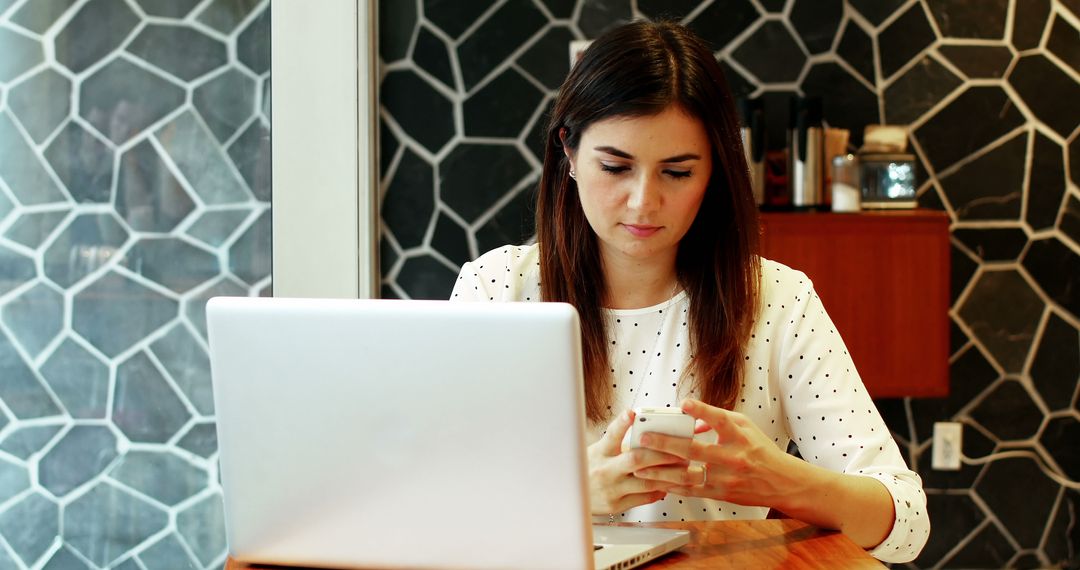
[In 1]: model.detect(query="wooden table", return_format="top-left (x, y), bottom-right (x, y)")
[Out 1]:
top-left (225, 519), bottom-right (883, 569)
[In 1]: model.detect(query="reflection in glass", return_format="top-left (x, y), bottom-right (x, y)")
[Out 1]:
top-left (0, 0), bottom-right (270, 567)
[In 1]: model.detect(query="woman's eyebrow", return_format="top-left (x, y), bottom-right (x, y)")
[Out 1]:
top-left (593, 146), bottom-right (700, 163)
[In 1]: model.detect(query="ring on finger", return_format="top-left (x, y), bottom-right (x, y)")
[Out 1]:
top-left (700, 463), bottom-right (709, 486)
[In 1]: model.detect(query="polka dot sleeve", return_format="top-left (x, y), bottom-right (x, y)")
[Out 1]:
top-left (448, 245), bottom-right (541, 302)
top-left (449, 261), bottom-right (489, 301)
top-left (777, 271), bottom-right (929, 564)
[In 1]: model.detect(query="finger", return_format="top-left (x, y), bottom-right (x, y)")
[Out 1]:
top-left (667, 466), bottom-right (719, 500)
top-left (617, 447), bottom-right (688, 475)
top-left (632, 464), bottom-right (703, 487)
top-left (599, 410), bottom-right (635, 456)
top-left (693, 419), bottom-right (710, 434)
top-left (680, 399), bottom-right (740, 438)
top-left (637, 432), bottom-right (709, 462)
top-left (621, 475), bottom-right (679, 495)
top-left (610, 491), bottom-right (667, 514)
top-left (667, 486), bottom-right (703, 498)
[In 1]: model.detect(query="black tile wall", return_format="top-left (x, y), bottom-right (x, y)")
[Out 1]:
top-left (926, 0), bottom-right (1009, 39)
top-left (1062, 195), bottom-right (1080, 249)
top-left (1045, 492), bottom-right (1077, 569)
top-left (977, 457), bottom-right (1061, 548)
top-left (1071, 137), bottom-right (1080, 187)
top-left (959, 270), bottom-right (1044, 374)
top-left (423, 0), bottom-right (494, 39)
top-left (414, 26), bottom-right (455, 89)
top-left (1013, 0), bottom-right (1053, 50)
top-left (939, 131), bottom-right (1026, 221)
top-left (847, 0), bottom-right (906, 26)
top-left (1009, 54), bottom-right (1080, 138)
top-left (938, 44), bottom-right (1013, 79)
top-left (439, 143), bottom-right (533, 224)
top-left (381, 70), bottom-right (455, 154)
top-left (914, 493), bottom-right (984, 567)
top-left (758, 0), bottom-right (785, 13)
top-left (637, 0), bottom-right (698, 22)
top-left (381, 149), bottom-right (435, 250)
top-left (463, 68), bottom-right (544, 137)
top-left (945, 522), bottom-right (1016, 568)
top-left (1041, 416), bottom-right (1080, 480)
top-left (801, 62), bottom-right (879, 146)
top-left (456, 0), bottom-right (547, 90)
top-left (378, 0), bottom-right (416, 62)
top-left (790, 0), bottom-right (843, 54)
top-left (540, 0), bottom-right (575, 19)
top-left (1030, 313), bottom-right (1080, 411)
top-left (518, 25), bottom-right (576, 90)
top-left (914, 86), bottom-right (1025, 173)
top-left (878, 3), bottom-right (936, 79)
top-left (731, 21), bottom-right (806, 83)
top-left (1048, 15), bottom-right (1080, 74)
top-left (1023, 237), bottom-right (1080, 318)
top-left (969, 380), bottom-right (1043, 440)
top-left (378, 3), bottom-right (1080, 567)
top-left (883, 55), bottom-right (962, 125)
top-left (952, 227), bottom-right (1028, 262)
top-left (431, 212), bottom-right (471, 267)
top-left (835, 20), bottom-right (874, 84)
top-left (684, 0), bottom-right (756, 51)
top-left (1028, 132), bottom-right (1067, 231)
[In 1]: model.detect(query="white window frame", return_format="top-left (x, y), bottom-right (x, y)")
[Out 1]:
top-left (270, 0), bottom-right (379, 298)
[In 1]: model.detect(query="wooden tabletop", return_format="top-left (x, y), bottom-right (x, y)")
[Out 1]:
top-left (226, 519), bottom-right (883, 569)
top-left (619, 519), bottom-right (883, 569)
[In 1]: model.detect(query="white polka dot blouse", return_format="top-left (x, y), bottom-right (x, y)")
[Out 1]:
top-left (450, 244), bottom-right (930, 564)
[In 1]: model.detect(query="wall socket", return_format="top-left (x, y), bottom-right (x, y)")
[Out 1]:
top-left (931, 422), bottom-right (963, 470)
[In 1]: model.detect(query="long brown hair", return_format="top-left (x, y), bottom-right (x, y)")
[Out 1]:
top-left (535, 21), bottom-right (761, 424)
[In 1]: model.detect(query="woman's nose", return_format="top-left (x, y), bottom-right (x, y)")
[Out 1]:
top-left (626, 173), bottom-right (661, 212)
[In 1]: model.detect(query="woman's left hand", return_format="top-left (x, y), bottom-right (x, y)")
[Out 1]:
top-left (632, 398), bottom-right (799, 508)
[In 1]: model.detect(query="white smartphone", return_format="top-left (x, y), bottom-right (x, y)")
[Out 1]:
top-left (628, 407), bottom-right (695, 448)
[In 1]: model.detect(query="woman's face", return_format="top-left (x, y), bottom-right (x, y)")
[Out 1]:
top-left (566, 105), bottom-right (712, 265)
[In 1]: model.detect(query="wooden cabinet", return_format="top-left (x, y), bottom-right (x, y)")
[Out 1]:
top-left (759, 210), bottom-right (950, 398)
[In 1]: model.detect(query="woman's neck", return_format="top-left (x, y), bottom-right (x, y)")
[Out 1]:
top-left (600, 247), bottom-right (680, 310)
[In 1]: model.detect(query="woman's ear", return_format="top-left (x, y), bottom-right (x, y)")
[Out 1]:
top-left (559, 127), bottom-right (576, 172)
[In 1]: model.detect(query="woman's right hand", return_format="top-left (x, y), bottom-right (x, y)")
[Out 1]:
top-left (587, 410), bottom-right (688, 516)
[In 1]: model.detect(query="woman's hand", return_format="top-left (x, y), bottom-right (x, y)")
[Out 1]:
top-left (633, 399), bottom-right (800, 508)
top-left (587, 410), bottom-right (687, 515)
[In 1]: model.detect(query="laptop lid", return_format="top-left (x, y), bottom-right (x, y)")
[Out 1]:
top-left (207, 297), bottom-right (594, 569)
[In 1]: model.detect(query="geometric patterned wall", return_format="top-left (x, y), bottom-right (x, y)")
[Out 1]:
top-left (0, 0), bottom-right (269, 567)
top-left (378, 1), bottom-right (1080, 568)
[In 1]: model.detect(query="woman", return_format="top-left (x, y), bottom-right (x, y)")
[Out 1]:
top-left (450, 20), bottom-right (928, 564)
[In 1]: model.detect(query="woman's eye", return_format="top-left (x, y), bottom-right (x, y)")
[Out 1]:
top-left (600, 164), bottom-right (629, 174)
top-left (666, 170), bottom-right (692, 179)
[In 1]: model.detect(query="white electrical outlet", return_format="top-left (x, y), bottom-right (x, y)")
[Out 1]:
top-left (931, 422), bottom-right (963, 470)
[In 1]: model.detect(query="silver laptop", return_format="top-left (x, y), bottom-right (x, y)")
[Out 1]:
top-left (207, 297), bottom-right (689, 570)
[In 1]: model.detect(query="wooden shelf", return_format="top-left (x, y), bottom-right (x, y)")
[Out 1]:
top-left (759, 209), bottom-right (950, 398)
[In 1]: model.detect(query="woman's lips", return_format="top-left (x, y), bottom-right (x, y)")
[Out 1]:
top-left (623, 224), bottom-right (661, 237)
